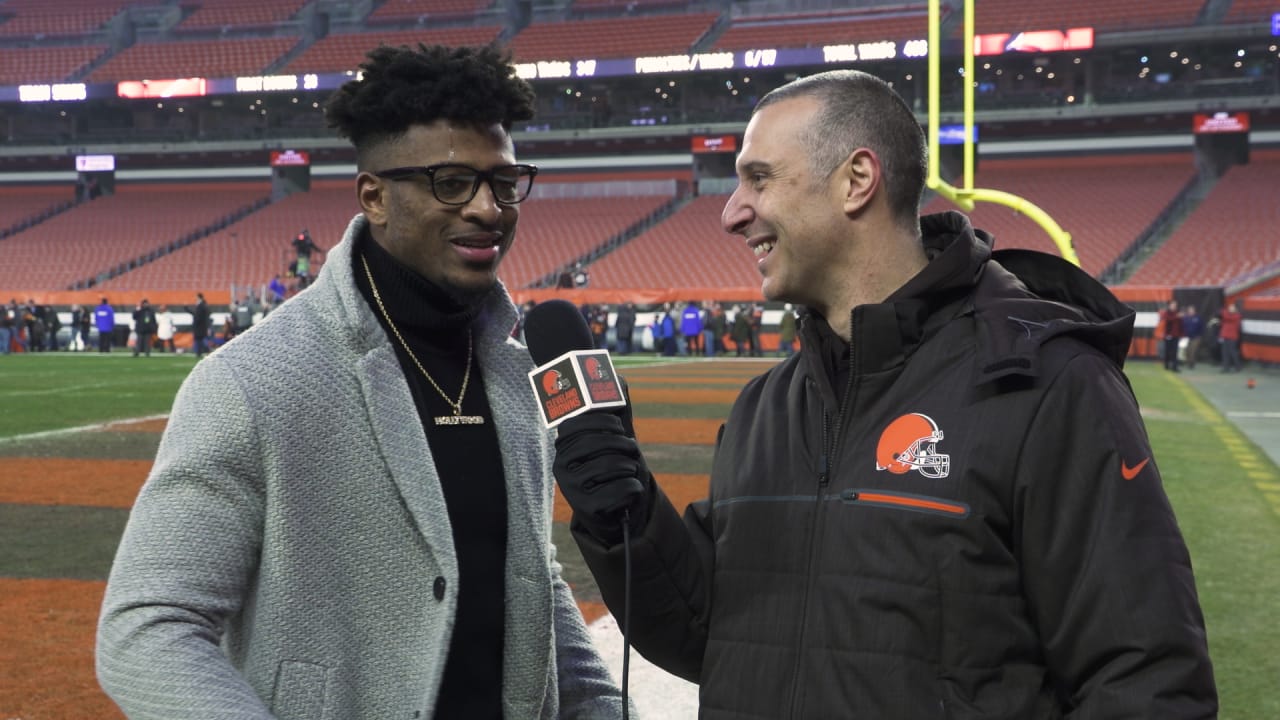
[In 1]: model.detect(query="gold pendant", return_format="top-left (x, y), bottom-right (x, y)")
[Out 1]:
top-left (434, 415), bottom-right (485, 426)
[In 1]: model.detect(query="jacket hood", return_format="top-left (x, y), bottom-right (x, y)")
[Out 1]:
top-left (799, 211), bottom-right (1135, 388)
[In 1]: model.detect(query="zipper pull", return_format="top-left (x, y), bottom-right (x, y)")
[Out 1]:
top-left (818, 453), bottom-right (829, 486)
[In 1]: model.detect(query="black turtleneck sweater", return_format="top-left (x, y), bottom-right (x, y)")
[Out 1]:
top-left (353, 231), bottom-right (507, 719)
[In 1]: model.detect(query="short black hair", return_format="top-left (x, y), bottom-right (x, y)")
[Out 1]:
top-left (324, 43), bottom-right (535, 157)
top-left (756, 70), bottom-right (926, 232)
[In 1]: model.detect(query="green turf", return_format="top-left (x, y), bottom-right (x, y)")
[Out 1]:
top-left (0, 355), bottom-right (1275, 716)
top-left (1127, 363), bottom-right (1280, 720)
top-left (0, 353), bottom-right (196, 439)
top-left (0, 504), bottom-right (129, 580)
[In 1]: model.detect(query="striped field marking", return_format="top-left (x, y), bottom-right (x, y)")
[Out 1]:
top-left (1174, 379), bottom-right (1280, 518)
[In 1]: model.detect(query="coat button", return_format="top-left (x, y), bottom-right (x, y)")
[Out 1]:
top-left (433, 576), bottom-right (446, 601)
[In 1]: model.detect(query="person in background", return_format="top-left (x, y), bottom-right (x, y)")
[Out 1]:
top-left (291, 229), bottom-right (322, 288)
top-left (680, 300), bottom-right (703, 356)
top-left (43, 304), bottom-right (61, 351)
top-left (614, 301), bottom-right (636, 355)
top-left (97, 42), bottom-right (628, 720)
top-left (777, 302), bottom-right (797, 357)
top-left (706, 301), bottom-right (726, 357)
top-left (78, 303), bottom-right (92, 352)
top-left (589, 304), bottom-right (609, 349)
top-left (21, 299), bottom-right (37, 352)
top-left (190, 292), bottom-right (210, 357)
top-left (156, 304), bottom-right (176, 353)
top-left (267, 274), bottom-right (287, 307)
top-left (0, 299), bottom-right (14, 354)
top-left (730, 303), bottom-right (750, 356)
top-left (94, 297), bottom-right (114, 353)
top-left (1218, 300), bottom-right (1243, 373)
top-left (1159, 299), bottom-right (1183, 372)
top-left (132, 299), bottom-right (157, 357)
top-left (68, 304), bottom-right (85, 351)
top-left (1182, 304), bottom-right (1203, 370)
top-left (551, 68), bottom-right (1216, 718)
top-left (747, 302), bottom-right (763, 356)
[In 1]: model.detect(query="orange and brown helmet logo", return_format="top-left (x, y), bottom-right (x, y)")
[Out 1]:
top-left (540, 369), bottom-right (572, 396)
top-left (875, 413), bottom-right (950, 479)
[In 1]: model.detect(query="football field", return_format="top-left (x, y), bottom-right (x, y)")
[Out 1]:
top-left (1, 353), bottom-right (1277, 719)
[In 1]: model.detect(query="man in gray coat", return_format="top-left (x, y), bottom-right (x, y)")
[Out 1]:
top-left (97, 43), bottom-right (630, 719)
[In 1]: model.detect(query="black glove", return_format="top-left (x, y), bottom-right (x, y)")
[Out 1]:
top-left (553, 412), bottom-right (651, 545)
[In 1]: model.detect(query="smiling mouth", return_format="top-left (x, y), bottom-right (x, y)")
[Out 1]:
top-left (751, 240), bottom-right (775, 258)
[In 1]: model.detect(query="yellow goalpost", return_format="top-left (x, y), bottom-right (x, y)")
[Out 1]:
top-left (925, 0), bottom-right (1081, 266)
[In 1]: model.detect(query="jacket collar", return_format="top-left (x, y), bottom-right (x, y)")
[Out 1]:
top-left (797, 210), bottom-right (1134, 389)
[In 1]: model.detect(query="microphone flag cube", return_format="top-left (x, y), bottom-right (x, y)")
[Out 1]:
top-left (528, 349), bottom-right (626, 428)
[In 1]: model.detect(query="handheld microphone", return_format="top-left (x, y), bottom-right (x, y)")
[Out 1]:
top-left (525, 300), bottom-right (626, 428)
top-left (524, 298), bottom-right (638, 719)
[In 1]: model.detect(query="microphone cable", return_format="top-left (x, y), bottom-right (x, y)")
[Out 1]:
top-left (620, 508), bottom-right (632, 720)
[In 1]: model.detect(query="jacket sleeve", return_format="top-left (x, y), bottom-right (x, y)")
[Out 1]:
top-left (571, 481), bottom-right (715, 683)
top-left (1015, 353), bottom-right (1217, 718)
top-left (548, 545), bottom-right (637, 718)
top-left (96, 357), bottom-right (274, 719)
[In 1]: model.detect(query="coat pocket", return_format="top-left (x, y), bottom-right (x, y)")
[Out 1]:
top-left (838, 487), bottom-right (970, 519)
top-left (271, 660), bottom-right (330, 720)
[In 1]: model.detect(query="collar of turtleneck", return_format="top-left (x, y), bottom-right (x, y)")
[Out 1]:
top-left (354, 228), bottom-right (481, 342)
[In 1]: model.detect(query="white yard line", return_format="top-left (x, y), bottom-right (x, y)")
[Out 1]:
top-left (0, 414), bottom-right (169, 444)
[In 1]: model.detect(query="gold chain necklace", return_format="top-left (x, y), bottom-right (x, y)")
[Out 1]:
top-left (360, 253), bottom-right (484, 426)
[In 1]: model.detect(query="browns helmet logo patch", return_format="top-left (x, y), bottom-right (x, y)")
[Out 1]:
top-left (876, 413), bottom-right (951, 479)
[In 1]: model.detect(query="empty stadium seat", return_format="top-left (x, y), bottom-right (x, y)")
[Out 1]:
top-left (1124, 151), bottom-right (1280, 287)
top-left (714, 9), bottom-right (929, 51)
top-left (87, 37), bottom-right (298, 83)
top-left (969, 0), bottom-right (1205, 34)
top-left (923, 153), bottom-right (1196, 278)
top-left (99, 181), bottom-right (352, 291)
top-left (0, 0), bottom-right (132, 37)
top-left (500, 193), bottom-right (674, 289)
top-left (176, 0), bottom-right (308, 30)
top-left (508, 13), bottom-right (719, 62)
top-left (0, 183), bottom-right (269, 291)
top-left (586, 194), bottom-right (758, 290)
top-left (366, 0), bottom-right (493, 23)
top-left (285, 27), bottom-right (501, 74)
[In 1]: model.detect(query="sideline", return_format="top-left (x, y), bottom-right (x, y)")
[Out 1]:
top-left (0, 414), bottom-right (169, 444)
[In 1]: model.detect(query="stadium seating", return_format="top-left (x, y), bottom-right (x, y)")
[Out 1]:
top-left (508, 13), bottom-right (719, 62)
top-left (970, 0), bottom-right (1205, 34)
top-left (585, 194), bottom-right (759, 290)
top-left (500, 194), bottom-right (674, 289)
top-left (99, 181), bottom-right (351, 292)
top-left (175, 0), bottom-right (310, 31)
top-left (571, 0), bottom-right (690, 12)
top-left (0, 186), bottom-right (76, 235)
top-left (284, 26), bottom-right (502, 74)
top-left (1123, 151), bottom-right (1280, 287)
top-left (0, 183), bottom-right (269, 291)
top-left (0, 0), bottom-right (132, 37)
top-left (365, 0), bottom-right (494, 24)
top-left (86, 37), bottom-right (299, 83)
top-left (922, 153), bottom-right (1196, 278)
top-left (1222, 0), bottom-right (1280, 24)
top-left (0, 45), bottom-right (105, 86)
top-left (713, 8), bottom-right (929, 51)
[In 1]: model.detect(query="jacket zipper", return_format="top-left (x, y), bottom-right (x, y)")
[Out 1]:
top-left (786, 311), bottom-right (861, 717)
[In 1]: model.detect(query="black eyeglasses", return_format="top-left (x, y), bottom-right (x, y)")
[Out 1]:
top-left (374, 163), bottom-right (538, 206)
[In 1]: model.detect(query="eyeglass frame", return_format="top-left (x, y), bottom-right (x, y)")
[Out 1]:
top-left (372, 163), bottom-right (539, 206)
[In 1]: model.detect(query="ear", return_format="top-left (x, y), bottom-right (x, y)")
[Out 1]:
top-left (838, 147), bottom-right (881, 216)
top-left (356, 171), bottom-right (388, 227)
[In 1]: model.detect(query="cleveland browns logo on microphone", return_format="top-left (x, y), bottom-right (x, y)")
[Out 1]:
top-left (528, 350), bottom-right (626, 428)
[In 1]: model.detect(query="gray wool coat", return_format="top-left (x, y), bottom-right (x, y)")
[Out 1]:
top-left (97, 215), bottom-right (629, 719)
